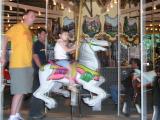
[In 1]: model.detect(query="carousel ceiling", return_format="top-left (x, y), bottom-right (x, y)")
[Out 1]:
top-left (3, 0), bottom-right (113, 24)
top-left (3, 0), bottom-right (160, 30)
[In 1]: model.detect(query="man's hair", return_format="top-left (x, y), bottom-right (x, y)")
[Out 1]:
top-left (130, 58), bottom-right (141, 69)
top-left (23, 9), bottom-right (36, 16)
top-left (37, 28), bottom-right (47, 35)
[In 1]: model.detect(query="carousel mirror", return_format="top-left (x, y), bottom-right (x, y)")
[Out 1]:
top-left (142, 0), bottom-right (160, 119)
top-left (2, 0), bottom-right (119, 120)
top-left (119, 0), bottom-right (141, 119)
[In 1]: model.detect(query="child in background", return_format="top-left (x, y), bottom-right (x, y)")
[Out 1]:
top-left (53, 29), bottom-right (77, 92)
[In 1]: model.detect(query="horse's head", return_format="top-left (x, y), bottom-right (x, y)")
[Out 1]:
top-left (82, 38), bottom-right (109, 52)
top-left (78, 38), bottom-right (109, 70)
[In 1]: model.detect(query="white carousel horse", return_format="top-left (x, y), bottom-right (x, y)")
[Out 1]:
top-left (33, 38), bottom-right (109, 109)
top-left (122, 69), bottom-right (156, 115)
top-left (133, 69), bottom-right (156, 84)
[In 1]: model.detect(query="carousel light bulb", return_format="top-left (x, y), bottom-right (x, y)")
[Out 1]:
top-left (146, 27), bottom-right (149, 30)
top-left (9, 6), bottom-right (13, 11)
top-left (114, 0), bottom-right (117, 4)
top-left (7, 14), bottom-right (10, 18)
top-left (38, 26), bottom-right (40, 28)
top-left (68, 8), bottom-right (71, 13)
top-left (61, 4), bottom-right (64, 9)
top-left (151, 28), bottom-right (153, 31)
top-left (107, 8), bottom-right (110, 12)
top-left (9, 0), bottom-right (12, 1)
top-left (8, 24), bottom-right (11, 27)
top-left (38, 11), bottom-right (42, 16)
top-left (150, 24), bottom-right (153, 26)
top-left (155, 28), bottom-right (158, 31)
top-left (7, 19), bottom-right (10, 23)
top-left (110, 3), bottom-right (113, 8)
top-left (21, 20), bottom-right (23, 23)
top-left (153, 5), bottom-right (156, 10)
top-left (53, 0), bottom-right (56, 5)
top-left (30, 26), bottom-right (33, 29)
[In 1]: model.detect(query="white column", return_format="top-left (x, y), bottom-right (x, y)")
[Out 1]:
top-left (140, 0), bottom-right (147, 119)
top-left (117, 0), bottom-right (121, 116)
top-left (45, 0), bottom-right (48, 58)
top-left (0, 0), bottom-right (3, 120)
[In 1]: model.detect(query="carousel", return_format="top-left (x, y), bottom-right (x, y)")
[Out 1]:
top-left (1, 0), bottom-right (160, 120)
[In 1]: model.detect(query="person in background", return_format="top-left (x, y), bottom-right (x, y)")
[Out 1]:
top-left (0, 10), bottom-right (36, 120)
top-left (152, 61), bottom-right (160, 120)
top-left (29, 28), bottom-right (47, 119)
top-left (122, 58), bottom-right (141, 117)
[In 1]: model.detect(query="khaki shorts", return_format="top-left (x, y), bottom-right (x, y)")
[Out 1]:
top-left (9, 67), bottom-right (33, 95)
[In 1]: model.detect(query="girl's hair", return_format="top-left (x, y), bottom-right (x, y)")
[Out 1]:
top-left (58, 28), bottom-right (69, 34)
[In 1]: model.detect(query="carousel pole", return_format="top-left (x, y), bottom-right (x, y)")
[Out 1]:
top-left (45, 0), bottom-right (48, 114)
top-left (75, 0), bottom-right (84, 61)
top-left (117, 0), bottom-right (120, 117)
top-left (45, 0), bottom-right (48, 57)
top-left (0, 0), bottom-right (3, 120)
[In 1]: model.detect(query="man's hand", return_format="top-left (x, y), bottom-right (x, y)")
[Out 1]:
top-left (0, 55), bottom-right (6, 66)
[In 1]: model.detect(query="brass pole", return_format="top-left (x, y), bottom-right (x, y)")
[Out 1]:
top-left (75, 0), bottom-right (84, 61)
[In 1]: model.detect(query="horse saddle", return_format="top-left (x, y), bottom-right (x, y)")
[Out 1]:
top-left (47, 62), bottom-right (100, 82)
top-left (48, 63), bottom-right (68, 80)
top-left (76, 64), bottom-right (100, 82)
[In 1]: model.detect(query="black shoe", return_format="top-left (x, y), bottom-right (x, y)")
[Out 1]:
top-left (123, 113), bottom-right (130, 117)
top-left (29, 114), bottom-right (45, 120)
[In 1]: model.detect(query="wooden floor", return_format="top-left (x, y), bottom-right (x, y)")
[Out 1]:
top-left (2, 86), bottom-right (153, 120)
top-left (3, 95), bottom-right (152, 120)
top-left (3, 109), bottom-right (143, 120)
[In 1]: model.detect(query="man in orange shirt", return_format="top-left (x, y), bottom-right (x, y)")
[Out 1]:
top-left (0, 10), bottom-right (36, 120)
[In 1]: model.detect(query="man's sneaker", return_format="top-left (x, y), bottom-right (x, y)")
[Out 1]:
top-left (8, 115), bottom-right (19, 120)
top-left (30, 114), bottom-right (45, 120)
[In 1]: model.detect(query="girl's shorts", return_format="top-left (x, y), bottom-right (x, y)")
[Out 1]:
top-left (56, 60), bottom-right (70, 68)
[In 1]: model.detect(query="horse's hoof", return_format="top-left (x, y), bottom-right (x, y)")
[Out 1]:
top-left (45, 103), bottom-right (56, 109)
top-left (105, 94), bottom-right (110, 99)
top-left (45, 101), bottom-right (57, 109)
top-left (63, 91), bottom-right (70, 98)
top-left (84, 97), bottom-right (100, 106)
top-left (83, 97), bottom-right (90, 104)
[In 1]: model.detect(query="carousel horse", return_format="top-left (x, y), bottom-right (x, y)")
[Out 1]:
top-left (122, 69), bottom-right (156, 115)
top-left (33, 38), bottom-right (109, 109)
top-left (133, 69), bottom-right (156, 85)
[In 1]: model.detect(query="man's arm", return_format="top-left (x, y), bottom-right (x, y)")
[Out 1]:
top-left (33, 54), bottom-right (41, 68)
top-left (0, 36), bottom-right (9, 66)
